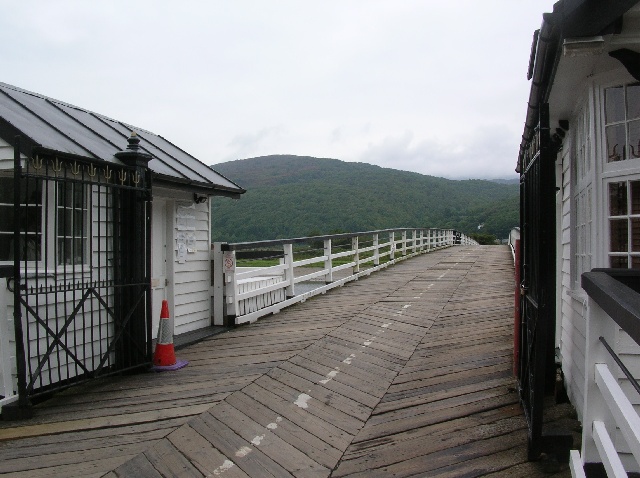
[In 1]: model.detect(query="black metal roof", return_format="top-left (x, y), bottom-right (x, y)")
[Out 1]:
top-left (0, 82), bottom-right (244, 196)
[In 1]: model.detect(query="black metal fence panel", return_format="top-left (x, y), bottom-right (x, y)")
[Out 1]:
top-left (11, 151), bottom-right (152, 400)
top-left (518, 103), bottom-right (557, 459)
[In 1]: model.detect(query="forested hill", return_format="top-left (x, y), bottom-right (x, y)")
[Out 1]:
top-left (210, 155), bottom-right (518, 243)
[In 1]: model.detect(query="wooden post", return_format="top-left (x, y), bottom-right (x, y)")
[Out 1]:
top-left (401, 230), bottom-right (407, 256)
top-left (389, 232), bottom-right (395, 261)
top-left (223, 250), bottom-right (238, 324)
top-left (212, 242), bottom-right (225, 326)
top-left (352, 236), bottom-right (360, 274)
top-left (373, 233), bottom-right (380, 266)
top-left (283, 243), bottom-right (295, 298)
top-left (412, 230), bottom-right (417, 254)
top-left (324, 239), bottom-right (333, 283)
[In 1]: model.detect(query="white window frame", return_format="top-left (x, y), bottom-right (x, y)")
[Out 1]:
top-left (604, 174), bottom-right (640, 269)
top-left (0, 174), bottom-right (90, 271)
top-left (600, 78), bottom-right (640, 269)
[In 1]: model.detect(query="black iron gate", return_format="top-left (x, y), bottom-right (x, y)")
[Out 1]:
top-left (9, 139), bottom-right (152, 412)
top-left (518, 103), bottom-right (557, 459)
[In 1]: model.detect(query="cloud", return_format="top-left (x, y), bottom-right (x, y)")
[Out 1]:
top-left (359, 126), bottom-right (519, 179)
top-left (226, 126), bottom-right (286, 160)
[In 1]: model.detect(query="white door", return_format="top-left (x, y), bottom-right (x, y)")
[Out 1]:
top-left (151, 199), bottom-right (168, 337)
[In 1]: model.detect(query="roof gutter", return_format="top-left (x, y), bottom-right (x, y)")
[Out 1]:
top-left (152, 174), bottom-right (245, 198)
top-left (518, 15), bottom-right (559, 167)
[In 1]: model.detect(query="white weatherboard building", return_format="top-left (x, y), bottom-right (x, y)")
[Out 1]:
top-left (0, 82), bottom-right (244, 414)
top-left (517, 1), bottom-right (640, 475)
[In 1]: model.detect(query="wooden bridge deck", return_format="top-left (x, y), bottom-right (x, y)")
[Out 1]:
top-left (0, 246), bottom-right (576, 477)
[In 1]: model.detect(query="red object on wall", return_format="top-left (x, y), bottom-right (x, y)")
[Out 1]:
top-left (514, 239), bottom-right (521, 378)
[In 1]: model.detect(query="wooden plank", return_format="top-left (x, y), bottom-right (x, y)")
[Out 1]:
top-left (111, 453), bottom-right (164, 478)
top-left (333, 406), bottom-right (526, 476)
top-left (0, 404), bottom-right (212, 441)
top-left (225, 391), bottom-right (343, 469)
top-left (143, 439), bottom-right (204, 477)
top-left (188, 410), bottom-right (292, 478)
top-left (355, 385), bottom-right (518, 443)
top-left (254, 375), bottom-right (364, 435)
top-left (211, 401), bottom-right (329, 477)
top-left (272, 361), bottom-right (381, 407)
top-left (168, 425), bottom-right (249, 477)
top-left (266, 367), bottom-right (371, 422)
top-left (241, 382), bottom-right (353, 451)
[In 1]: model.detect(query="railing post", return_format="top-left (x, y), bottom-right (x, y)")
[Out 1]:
top-left (401, 230), bottom-right (407, 256)
top-left (324, 239), bottom-right (333, 283)
top-left (389, 232), bottom-right (395, 261)
top-left (373, 233), bottom-right (380, 266)
top-left (283, 243), bottom-right (295, 298)
top-left (223, 250), bottom-right (239, 324)
top-left (5, 136), bottom-right (32, 419)
top-left (581, 297), bottom-right (617, 464)
top-left (412, 230), bottom-right (417, 254)
top-left (212, 242), bottom-right (225, 326)
top-left (352, 236), bottom-right (360, 274)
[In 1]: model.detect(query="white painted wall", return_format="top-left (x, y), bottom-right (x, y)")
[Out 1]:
top-left (557, 71), bottom-right (640, 471)
top-left (153, 187), bottom-right (212, 337)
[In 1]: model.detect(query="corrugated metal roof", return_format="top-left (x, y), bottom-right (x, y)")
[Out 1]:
top-left (0, 82), bottom-right (244, 195)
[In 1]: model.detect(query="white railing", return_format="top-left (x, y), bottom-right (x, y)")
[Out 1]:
top-left (571, 272), bottom-right (640, 477)
top-left (0, 278), bottom-right (17, 410)
top-left (508, 227), bottom-right (520, 263)
top-left (212, 228), bottom-right (477, 325)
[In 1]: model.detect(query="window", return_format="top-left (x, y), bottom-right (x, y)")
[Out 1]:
top-left (575, 186), bottom-right (592, 278)
top-left (605, 83), bottom-right (640, 162)
top-left (608, 179), bottom-right (640, 268)
top-left (56, 181), bottom-right (88, 266)
top-left (575, 106), bottom-right (591, 180)
top-left (0, 175), bottom-right (42, 262)
top-left (0, 175), bottom-right (89, 267)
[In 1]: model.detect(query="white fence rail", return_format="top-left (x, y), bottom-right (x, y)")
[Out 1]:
top-left (212, 228), bottom-right (477, 325)
top-left (508, 227), bottom-right (520, 263)
top-left (572, 271), bottom-right (640, 477)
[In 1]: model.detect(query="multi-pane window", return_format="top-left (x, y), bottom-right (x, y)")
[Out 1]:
top-left (608, 179), bottom-right (640, 268)
top-left (575, 186), bottom-right (592, 279)
top-left (56, 181), bottom-right (88, 266)
top-left (575, 106), bottom-right (590, 180)
top-left (605, 83), bottom-right (640, 162)
top-left (0, 175), bottom-right (42, 262)
top-left (0, 175), bottom-right (88, 266)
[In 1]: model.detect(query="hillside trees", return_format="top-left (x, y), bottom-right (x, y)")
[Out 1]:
top-left (211, 155), bottom-right (519, 243)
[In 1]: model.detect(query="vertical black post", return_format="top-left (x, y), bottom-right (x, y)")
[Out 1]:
top-left (145, 174), bottom-right (153, 361)
top-left (4, 136), bottom-right (33, 419)
top-left (114, 133), bottom-right (152, 368)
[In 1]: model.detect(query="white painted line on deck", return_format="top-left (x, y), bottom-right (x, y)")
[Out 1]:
top-left (267, 417), bottom-right (282, 430)
top-left (294, 393), bottom-right (312, 408)
top-left (211, 459), bottom-right (235, 476)
top-left (251, 435), bottom-right (265, 446)
top-left (235, 446), bottom-right (252, 458)
top-left (343, 354), bottom-right (356, 364)
top-left (319, 368), bottom-right (340, 384)
top-left (403, 304), bottom-right (411, 309)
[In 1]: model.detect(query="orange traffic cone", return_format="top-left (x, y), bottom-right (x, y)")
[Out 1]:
top-left (152, 300), bottom-right (188, 371)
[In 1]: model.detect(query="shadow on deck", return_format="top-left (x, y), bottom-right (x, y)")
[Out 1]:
top-left (0, 246), bottom-right (579, 477)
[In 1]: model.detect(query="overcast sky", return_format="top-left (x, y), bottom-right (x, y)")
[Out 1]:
top-left (1, 1), bottom-right (557, 179)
